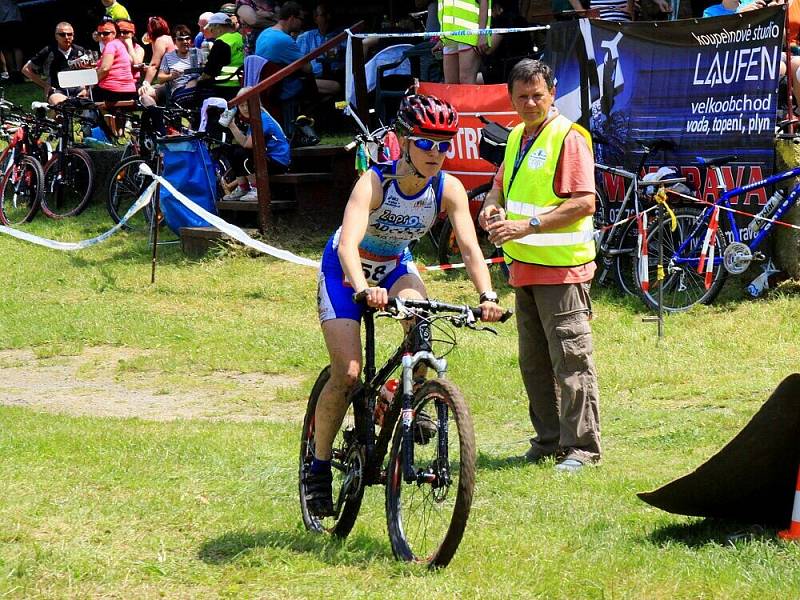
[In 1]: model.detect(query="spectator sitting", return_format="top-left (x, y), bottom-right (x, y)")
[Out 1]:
top-left (140, 25), bottom-right (200, 107)
top-left (101, 0), bottom-right (130, 20)
top-left (143, 17), bottom-right (176, 87)
top-left (256, 2), bottom-right (340, 102)
top-left (220, 3), bottom-right (241, 30)
top-left (116, 19), bottom-right (145, 73)
top-left (195, 11), bottom-right (214, 48)
top-left (221, 86), bottom-right (291, 202)
top-left (702, 0), bottom-right (738, 16)
top-left (94, 19), bottom-right (137, 102)
top-left (297, 4), bottom-right (344, 81)
top-left (196, 12), bottom-right (244, 101)
top-left (22, 22), bottom-right (92, 105)
top-left (237, 0), bottom-right (277, 55)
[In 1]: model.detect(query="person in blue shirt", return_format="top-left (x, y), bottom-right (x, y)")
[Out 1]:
top-left (255, 1), bottom-right (340, 100)
top-left (296, 4), bottom-right (344, 84)
top-left (702, 0), bottom-right (739, 17)
top-left (221, 86), bottom-right (291, 202)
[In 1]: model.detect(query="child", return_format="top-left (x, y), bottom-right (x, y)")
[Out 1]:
top-left (221, 87), bottom-right (290, 201)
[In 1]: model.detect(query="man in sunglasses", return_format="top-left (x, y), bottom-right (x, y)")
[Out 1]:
top-left (305, 94), bottom-right (505, 517)
top-left (22, 22), bottom-right (91, 105)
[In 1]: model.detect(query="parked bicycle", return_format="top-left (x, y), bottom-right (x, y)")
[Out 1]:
top-left (37, 97), bottom-right (96, 219)
top-left (300, 293), bottom-right (512, 568)
top-left (0, 100), bottom-right (45, 226)
top-left (635, 154), bottom-right (800, 312)
top-left (593, 138), bottom-right (689, 297)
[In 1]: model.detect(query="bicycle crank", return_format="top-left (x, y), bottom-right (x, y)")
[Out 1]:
top-left (723, 242), bottom-right (752, 274)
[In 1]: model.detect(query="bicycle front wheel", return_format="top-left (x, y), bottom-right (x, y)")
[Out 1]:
top-left (385, 378), bottom-right (476, 568)
top-left (107, 156), bottom-right (154, 230)
top-left (0, 156), bottom-right (44, 225)
top-left (634, 206), bottom-right (728, 312)
top-left (40, 148), bottom-right (94, 218)
top-left (299, 366), bottom-right (366, 538)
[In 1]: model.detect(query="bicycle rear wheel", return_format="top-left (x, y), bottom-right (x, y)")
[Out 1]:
top-left (634, 206), bottom-right (728, 312)
top-left (40, 148), bottom-right (94, 218)
top-left (0, 156), bottom-right (44, 225)
top-left (107, 156), bottom-right (154, 230)
top-left (385, 378), bottom-right (476, 568)
top-left (299, 366), bottom-right (366, 538)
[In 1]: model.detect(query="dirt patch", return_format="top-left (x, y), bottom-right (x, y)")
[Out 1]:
top-left (0, 346), bottom-right (306, 422)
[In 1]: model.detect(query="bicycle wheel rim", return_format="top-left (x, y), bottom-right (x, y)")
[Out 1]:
top-left (41, 150), bottom-right (93, 218)
top-left (638, 208), bottom-right (727, 312)
top-left (299, 367), bottom-right (365, 538)
top-left (385, 379), bottom-right (475, 568)
top-left (108, 158), bottom-right (153, 230)
top-left (0, 159), bottom-right (41, 225)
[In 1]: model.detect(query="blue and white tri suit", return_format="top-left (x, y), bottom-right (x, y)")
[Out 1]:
top-left (318, 161), bottom-right (445, 322)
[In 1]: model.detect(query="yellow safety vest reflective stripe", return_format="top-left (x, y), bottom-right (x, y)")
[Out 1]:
top-left (438, 0), bottom-right (491, 47)
top-left (214, 32), bottom-right (244, 87)
top-left (501, 115), bottom-right (596, 267)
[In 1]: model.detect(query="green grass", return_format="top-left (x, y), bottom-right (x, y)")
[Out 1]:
top-left (2, 201), bottom-right (800, 598)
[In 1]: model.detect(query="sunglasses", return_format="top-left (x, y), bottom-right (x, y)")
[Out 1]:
top-left (175, 35), bottom-right (192, 41)
top-left (410, 137), bottom-right (452, 153)
top-left (56, 32), bottom-right (74, 37)
top-left (97, 31), bottom-right (114, 37)
top-left (120, 30), bottom-right (134, 35)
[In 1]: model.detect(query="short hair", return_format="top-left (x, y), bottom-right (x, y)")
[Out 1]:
top-left (97, 19), bottom-right (120, 35)
top-left (54, 21), bottom-right (73, 33)
top-left (147, 16), bottom-right (170, 39)
top-left (279, 1), bottom-right (303, 20)
top-left (507, 59), bottom-right (555, 93)
top-left (172, 24), bottom-right (192, 39)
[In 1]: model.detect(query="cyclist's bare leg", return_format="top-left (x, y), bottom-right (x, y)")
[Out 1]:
top-left (314, 318), bottom-right (362, 460)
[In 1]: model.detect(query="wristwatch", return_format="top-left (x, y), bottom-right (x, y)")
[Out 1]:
top-left (529, 216), bottom-right (541, 233)
top-left (479, 291), bottom-right (498, 304)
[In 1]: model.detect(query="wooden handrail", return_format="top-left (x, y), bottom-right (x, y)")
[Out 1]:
top-left (227, 20), bottom-right (365, 233)
top-left (228, 20), bottom-right (365, 108)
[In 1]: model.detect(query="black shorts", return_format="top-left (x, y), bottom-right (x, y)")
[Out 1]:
top-left (93, 87), bottom-right (138, 103)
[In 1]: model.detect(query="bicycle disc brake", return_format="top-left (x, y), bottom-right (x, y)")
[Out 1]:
top-left (723, 242), bottom-right (752, 274)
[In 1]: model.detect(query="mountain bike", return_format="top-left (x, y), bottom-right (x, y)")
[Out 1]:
top-left (593, 138), bottom-right (688, 297)
top-left (38, 97), bottom-right (95, 219)
top-left (0, 101), bottom-right (45, 226)
top-left (299, 294), bottom-right (512, 568)
top-left (634, 154), bottom-right (800, 312)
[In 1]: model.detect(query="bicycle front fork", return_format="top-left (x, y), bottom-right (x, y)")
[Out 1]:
top-left (400, 350), bottom-right (447, 483)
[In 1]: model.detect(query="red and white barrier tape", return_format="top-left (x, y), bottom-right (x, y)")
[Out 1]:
top-left (666, 189), bottom-right (800, 233)
top-left (419, 255), bottom-right (506, 271)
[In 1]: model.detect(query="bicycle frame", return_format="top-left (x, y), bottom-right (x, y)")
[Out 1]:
top-left (361, 308), bottom-right (449, 485)
top-left (671, 164), bottom-right (800, 269)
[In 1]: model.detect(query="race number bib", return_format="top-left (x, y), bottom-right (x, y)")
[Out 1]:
top-left (360, 255), bottom-right (400, 285)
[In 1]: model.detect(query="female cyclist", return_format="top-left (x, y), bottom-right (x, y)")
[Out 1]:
top-left (306, 94), bottom-right (505, 516)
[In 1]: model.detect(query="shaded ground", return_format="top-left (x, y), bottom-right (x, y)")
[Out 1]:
top-left (0, 346), bottom-right (304, 422)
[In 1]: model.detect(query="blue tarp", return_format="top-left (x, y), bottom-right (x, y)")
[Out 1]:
top-left (157, 137), bottom-right (218, 235)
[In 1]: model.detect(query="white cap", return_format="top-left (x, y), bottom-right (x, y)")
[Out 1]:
top-left (206, 12), bottom-right (233, 26)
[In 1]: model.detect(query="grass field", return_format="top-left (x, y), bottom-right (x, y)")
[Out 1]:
top-left (2, 146), bottom-right (800, 596)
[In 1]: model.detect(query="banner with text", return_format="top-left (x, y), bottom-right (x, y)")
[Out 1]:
top-left (417, 82), bottom-right (520, 191)
top-left (547, 7), bottom-right (784, 230)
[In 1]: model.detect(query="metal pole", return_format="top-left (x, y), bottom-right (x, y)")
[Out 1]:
top-left (657, 201), bottom-right (664, 339)
top-left (150, 178), bottom-right (161, 284)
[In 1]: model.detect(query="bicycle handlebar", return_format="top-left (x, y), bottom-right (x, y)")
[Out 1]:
top-left (353, 291), bottom-right (514, 323)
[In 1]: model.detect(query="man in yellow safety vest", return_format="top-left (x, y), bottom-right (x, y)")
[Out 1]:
top-left (479, 58), bottom-right (601, 472)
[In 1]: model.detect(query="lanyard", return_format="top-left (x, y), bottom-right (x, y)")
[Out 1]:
top-left (507, 117), bottom-right (549, 194)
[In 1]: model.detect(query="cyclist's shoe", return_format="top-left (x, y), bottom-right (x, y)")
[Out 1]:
top-left (413, 410), bottom-right (438, 445)
top-left (304, 469), bottom-right (335, 517)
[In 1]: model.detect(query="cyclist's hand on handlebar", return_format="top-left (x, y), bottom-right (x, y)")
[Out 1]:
top-left (478, 205), bottom-right (505, 231)
top-left (359, 287), bottom-right (389, 309)
top-left (478, 301), bottom-right (505, 322)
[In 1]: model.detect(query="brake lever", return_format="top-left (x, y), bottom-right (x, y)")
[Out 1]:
top-left (466, 322), bottom-right (498, 335)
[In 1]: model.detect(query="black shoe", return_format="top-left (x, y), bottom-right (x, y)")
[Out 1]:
top-left (413, 410), bottom-right (437, 445)
top-left (304, 469), bottom-right (334, 517)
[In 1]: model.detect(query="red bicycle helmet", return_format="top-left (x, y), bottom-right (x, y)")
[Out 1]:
top-left (395, 94), bottom-right (459, 138)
